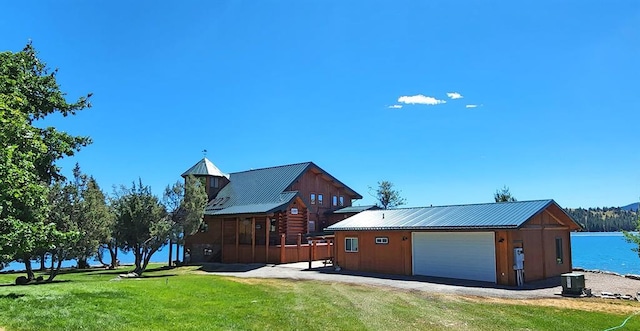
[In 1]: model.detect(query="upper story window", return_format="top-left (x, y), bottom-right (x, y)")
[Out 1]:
top-left (339, 196), bottom-right (344, 206)
top-left (210, 177), bottom-right (219, 189)
top-left (332, 195), bottom-right (337, 206)
top-left (310, 193), bottom-right (316, 205)
top-left (318, 194), bottom-right (323, 205)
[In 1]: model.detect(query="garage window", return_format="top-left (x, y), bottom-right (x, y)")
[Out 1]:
top-left (345, 237), bottom-right (358, 252)
top-left (375, 237), bottom-right (389, 244)
top-left (555, 237), bottom-right (563, 264)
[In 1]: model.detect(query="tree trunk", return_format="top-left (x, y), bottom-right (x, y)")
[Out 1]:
top-left (23, 256), bottom-right (35, 280)
top-left (143, 247), bottom-right (158, 271)
top-left (133, 246), bottom-right (143, 275)
top-left (77, 257), bottom-right (89, 269)
top-left (108, 241), bottom-right (119, 269)
top-left (39, 253), bottom-right (46, 271)
top-left (47, 251), bottom-right (63, 282)
top-left (97, 246), bottom-right (107, 266)
top-left (168, 240), bottom-right (173, 267)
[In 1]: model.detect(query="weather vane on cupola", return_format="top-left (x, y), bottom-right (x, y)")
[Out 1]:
top-left (202, 149), bottom-right (208, 157)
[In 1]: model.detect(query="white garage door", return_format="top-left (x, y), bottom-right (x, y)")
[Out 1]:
top-left (412, 232), bottom-right (496, 283)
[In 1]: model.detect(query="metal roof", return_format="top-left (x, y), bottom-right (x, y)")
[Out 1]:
top-left (333, 205), bottom-right (380, 214)
top-left (181, 158), bottom-right (227, 178)
top-left (326, 200), bottom-right (558, 231)
top-left (204, 163), bottom-right (311, 215)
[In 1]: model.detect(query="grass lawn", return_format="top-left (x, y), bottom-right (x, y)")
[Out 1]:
top-left (0, 264), bottom-right (639, 330)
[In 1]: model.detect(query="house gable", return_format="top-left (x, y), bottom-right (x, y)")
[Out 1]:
top-left (519, 201), bottom-right (582, 230)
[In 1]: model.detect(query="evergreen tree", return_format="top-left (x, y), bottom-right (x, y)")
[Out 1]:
top-left (112, 179), bottom-right (170, 275)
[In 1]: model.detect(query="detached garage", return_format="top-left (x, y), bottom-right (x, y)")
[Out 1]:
top-left (326, 200), bottom-right (582, 286)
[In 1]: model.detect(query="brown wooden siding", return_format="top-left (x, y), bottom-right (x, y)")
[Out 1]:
top-left (334, 231), bottom-right (412, 275)
top-left (287, 168), bottom-right (358, 230)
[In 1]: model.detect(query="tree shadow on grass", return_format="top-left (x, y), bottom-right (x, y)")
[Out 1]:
top-left (139, 274), bottom-right (178, 279)
top-left (197, 263), bottom-right (267, 273)
top-left (0, 293), bottom-right (26, 299)
top-left (0, 279), bottom-right (71, 287)
top-left (93, 265), bottom-right (175, 276)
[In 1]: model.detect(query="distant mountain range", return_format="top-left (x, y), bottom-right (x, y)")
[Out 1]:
top-left (621, 203), bottom-right (639, 212)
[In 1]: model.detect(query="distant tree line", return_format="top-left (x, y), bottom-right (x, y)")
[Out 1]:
top-left (564, 207), bottom-right (638, 232)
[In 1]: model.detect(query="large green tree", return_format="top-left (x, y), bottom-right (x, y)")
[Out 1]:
top-left (370, 181), bottom-right (406, 210)
top-left (112, 180), bottom-right (171, 275)
top-left (0, 43), bottom-right (92, 279)
top-left (163, 175), bottom-right (208, 265)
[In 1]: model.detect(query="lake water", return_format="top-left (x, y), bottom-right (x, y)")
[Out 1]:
top-left (571, 232), bottom-right (640, 275)
top-left (2, 245), bottom-right (177, 273)
top-left (4, 233), bottom-right (640, 275)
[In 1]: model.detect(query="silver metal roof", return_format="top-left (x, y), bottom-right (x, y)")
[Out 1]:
top-left (333, 205), bottom-right (380, 214)
top-left (204, 163), bottom-right (311, 215)
top-left (181, 158), bottom-right (227, 178)
top-left (193, 160), bottom-right (362, 216)
top-left (326, 200), bottom-right (556, 231)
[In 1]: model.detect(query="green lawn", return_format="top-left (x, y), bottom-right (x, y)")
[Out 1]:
top-left (0, 265), bottom-right (639, 330)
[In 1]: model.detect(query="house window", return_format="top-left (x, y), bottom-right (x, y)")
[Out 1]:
top-left (310, 193), bottom-right (316, 205)
top-left (339, 196), bottom-right (344, 206)
top-left (210, 177), bottom-right (219, 189)
top-left (375, 237), bottom-right (388, 244)
top-left (318, 194), bottom-right (323, 205)
top-left (555, 237), bottom-right (563, 264)
top-left (332, 195), bottom-right (337, 206)
top-left (345, 237), bottom-right (358, 252)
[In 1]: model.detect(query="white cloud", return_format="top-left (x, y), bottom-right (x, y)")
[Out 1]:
top-left (388, 105), bottom-right (403, 109)
top-left (397, 94), bottom-right (446, 105)
top-left (446, 92), bottom-right (463, 99)
top-left (465, 104), bottom-right (478, 108)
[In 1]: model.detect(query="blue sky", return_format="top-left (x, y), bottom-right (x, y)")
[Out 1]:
top-left (2, 1), bottom-right (639, 208)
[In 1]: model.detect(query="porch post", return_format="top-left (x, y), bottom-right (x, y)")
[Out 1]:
top-left (265, 217), bottom-right (270, 263)
top-left (235, 217), bottom-right (239, 263)
top-left (280, 234), bottom-right (286, 263)
top-left (308, 239), bottom-right (313, 269)
top-left (297, 233), bottom-right (302, 262)
top-left (220, 219), bottom-right (224, 263)
top-left (312, 241), bottom-right (317, 260)
top-left (251, 217), bottom-right (256, 263)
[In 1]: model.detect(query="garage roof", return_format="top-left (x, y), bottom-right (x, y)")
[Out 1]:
top-left (326, 199), bottom-right (574, 231)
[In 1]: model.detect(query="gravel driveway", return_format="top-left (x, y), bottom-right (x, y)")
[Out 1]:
top-left (198, 261), bottom-right (636, 299)
top-left (198, 262), bottom-right (640, 300)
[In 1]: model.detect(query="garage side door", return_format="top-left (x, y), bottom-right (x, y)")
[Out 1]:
top-left (412, 232), bottom-right (496, 283)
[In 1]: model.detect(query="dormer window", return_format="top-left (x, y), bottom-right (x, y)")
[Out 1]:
top-left (210, 177), bottom-right (219, 189)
